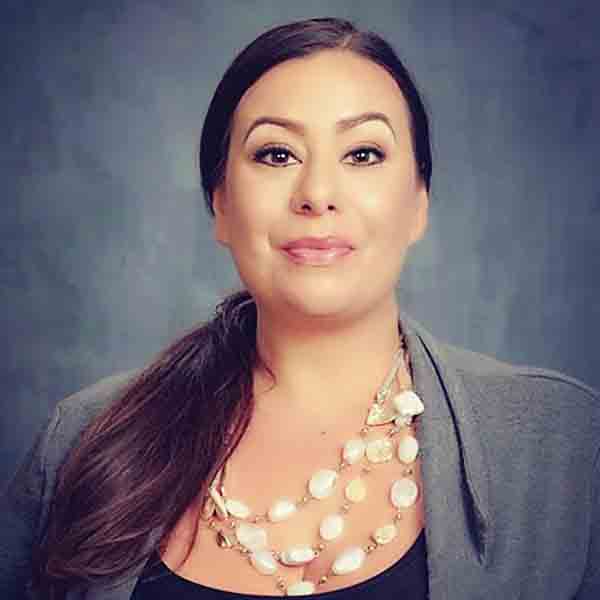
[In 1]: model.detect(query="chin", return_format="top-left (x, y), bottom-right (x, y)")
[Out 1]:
top-left (244, 270), bottom-right (394, 322)
top-left (276, 286), bottom-right (375, 322)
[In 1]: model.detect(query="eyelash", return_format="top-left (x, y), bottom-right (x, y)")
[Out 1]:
top-left (252, 145), bottom-right (386, 168)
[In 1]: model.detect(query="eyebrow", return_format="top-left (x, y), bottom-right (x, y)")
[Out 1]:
top-left (242, 111), bottom-right (397, 143)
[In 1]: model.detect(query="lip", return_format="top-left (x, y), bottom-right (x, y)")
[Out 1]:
top-left (281, 237), bottom-right (355, 265)
top-left (281, 236), bottom-right (354, 250)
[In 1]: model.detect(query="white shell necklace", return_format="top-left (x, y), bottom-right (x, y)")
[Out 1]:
top-left (200, 334), bottom-right (424, 596)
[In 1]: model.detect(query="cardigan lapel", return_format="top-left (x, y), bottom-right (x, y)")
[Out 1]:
top-left (400, 311), bottom-right (494, 599)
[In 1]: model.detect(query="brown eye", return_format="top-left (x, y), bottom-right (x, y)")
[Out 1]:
top-left (345, 147), bottom-right (385, 166)
top-left (253, 146), bottom-right (299, 167)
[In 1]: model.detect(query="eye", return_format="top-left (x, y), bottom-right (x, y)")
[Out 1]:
top-left (252, 145), bottom-right (385, 168)
top-left (344, 146), bottom-right (386, 166)
top-left (253, 145), bottom-right (299, 167)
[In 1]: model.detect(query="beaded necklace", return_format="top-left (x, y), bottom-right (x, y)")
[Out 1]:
top-left (200, 334), bottom-right (424, 596)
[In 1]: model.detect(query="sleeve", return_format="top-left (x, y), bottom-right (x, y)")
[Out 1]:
top-left (576, 446), bottom-right (600, 598)
top-left (0, 404), bottom-right (63, 600)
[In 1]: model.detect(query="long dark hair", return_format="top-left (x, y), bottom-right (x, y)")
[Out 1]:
top-left (34, 17), bottom-right (432, 598)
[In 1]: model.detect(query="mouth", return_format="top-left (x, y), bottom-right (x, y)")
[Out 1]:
top-left (283, 246), bottom-right (354, 266)
top-left (281, 236), bottom-right (355, 250)
top-left (281, 237), bottom-right (355, 266)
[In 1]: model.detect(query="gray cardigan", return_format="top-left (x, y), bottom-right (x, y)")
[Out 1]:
top-left (2, 312), bottom-right (599, 599)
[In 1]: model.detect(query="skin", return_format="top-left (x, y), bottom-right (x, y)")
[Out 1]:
top-left (161, 49), bottom-right (428, 593)
top-left (213, 49), bottom-right (429, 419)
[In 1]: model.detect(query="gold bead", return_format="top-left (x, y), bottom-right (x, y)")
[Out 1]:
top-left (360, 426), bottom-right (370, 436)
top-left (300, 495), bottom-right (310, 505)
top-left (394, 512), bottom-right (404, 522)
top-left (341, 503), bottom-right (351, 513)
top-left (209, 520), bottom-right (218, 529)
top-left (317, 543), bottom-right (326, 551)
top-left (228, 519), bottom-right (237, 528)
top-left (276, 579), bottom-right (287, 591)
top-left (319, 575), bottom-right (329, 585)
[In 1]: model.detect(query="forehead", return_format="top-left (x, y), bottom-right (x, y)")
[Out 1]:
top-left (232, 50), bottom-right (412, 137)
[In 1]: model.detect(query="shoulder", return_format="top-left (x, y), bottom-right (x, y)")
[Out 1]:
top-left (438, 338), bottom-right (599, 406)
top-left (43, 369), bottom-right (142, 468)
top-left (1, 369), bottom-right (142, 545)
top-left (437, 339), bottom-right (600, 455)
top-left (403, 313), bottom-right (600, 444)
top-left (55, 368), bottom-right (140, 424)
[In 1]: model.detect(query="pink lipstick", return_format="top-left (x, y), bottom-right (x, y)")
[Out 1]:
top-left (281, 237), bottom-right (354, 265)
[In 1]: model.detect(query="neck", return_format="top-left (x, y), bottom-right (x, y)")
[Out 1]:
top-left (252, 296), bottom-right (405, 418)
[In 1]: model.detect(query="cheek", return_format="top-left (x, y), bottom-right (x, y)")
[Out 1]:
top-left (224, 188), bottom-right (281, 262)
top-left (359, 184), bottom-right (417, 245)
top-left (227, 163), bottom-right (285, 227)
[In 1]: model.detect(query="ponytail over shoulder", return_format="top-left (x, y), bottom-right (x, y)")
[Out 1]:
top-left (33, 290), bottom-right (260, 598)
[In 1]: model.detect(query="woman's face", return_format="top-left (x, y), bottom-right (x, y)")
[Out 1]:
top-left (213, 50), bottom-right (428, 322)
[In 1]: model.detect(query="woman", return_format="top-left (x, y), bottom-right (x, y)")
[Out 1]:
top-left (1, 17), bottom-right (599, 600)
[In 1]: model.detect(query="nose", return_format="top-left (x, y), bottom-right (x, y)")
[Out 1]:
top-left (290, 152), bottom-right (339, 216)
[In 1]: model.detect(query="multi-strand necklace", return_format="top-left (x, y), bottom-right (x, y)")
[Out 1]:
top-left (199, 335), bottom-right (424, 596)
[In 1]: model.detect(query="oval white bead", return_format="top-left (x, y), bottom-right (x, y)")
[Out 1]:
top-left (225, 499), bottom-right (251, 519)
top-left (319, 514), bottom-right (345, 541)
top-left (268, 499), bottom-right (297, 523)
top-left (308, 469), bottom-right (338, 500)
top-left (235, 522), bottom-right (268, 552)
top-left (392, 390), bottom-right (424, 417)
top-left (345, 478), bottom-right (367, 503)
top-left (390, 478), bottom-right (419, 508)
top-left (366, 438), bottom-right (394, 463)
top-left (287, 581), bottom-right (316, 595)
top-left (342, 438), bottom-right (366, 464)
top-left (331, 546), bottom-right (366, 575)
top-left (250, 550), bottom-right (278, 575)
top-left (373, 523), bottom-right (398, 545)
top-left (397, 435), bottom-right (419, 464)
top-left (279, 545), bottom-right (316, 566)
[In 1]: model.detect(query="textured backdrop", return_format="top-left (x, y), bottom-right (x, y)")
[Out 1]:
top-left (2, 0), bottom-right (599, 483)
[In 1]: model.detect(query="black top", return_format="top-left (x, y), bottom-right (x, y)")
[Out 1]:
top-left (131, 529), bottom-right (428, 599)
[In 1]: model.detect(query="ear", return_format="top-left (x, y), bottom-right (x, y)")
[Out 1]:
top-left (212, 184), bottom-right (231, 247)
top-left (408, 184), bottom-right (429, 245)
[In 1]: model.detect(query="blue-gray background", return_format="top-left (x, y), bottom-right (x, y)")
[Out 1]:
top-left (2, 0), bottom-right (599, 484)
